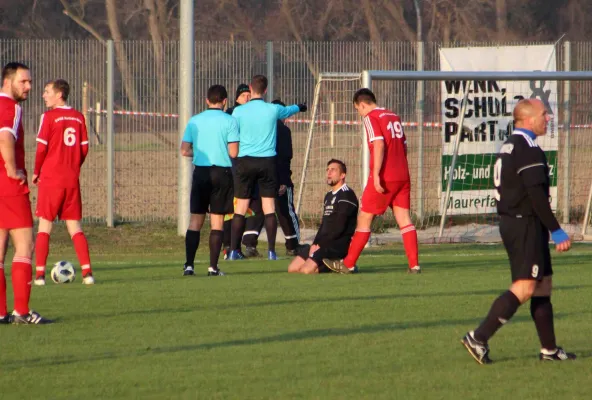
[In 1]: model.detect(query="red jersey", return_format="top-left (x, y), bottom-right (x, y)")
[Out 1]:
top-left (0, 93), bottom-right (29, 196)
top-left (363, 107), bottom-right (410, 182)
top-left (34, 106), bottom-right (89, 188)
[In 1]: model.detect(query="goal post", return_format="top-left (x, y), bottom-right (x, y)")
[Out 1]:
top-left (297, 69), bottom-right (592, 243)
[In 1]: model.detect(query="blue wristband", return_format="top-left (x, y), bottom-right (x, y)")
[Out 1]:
top-left (551, 229), bottom-right (569, 244)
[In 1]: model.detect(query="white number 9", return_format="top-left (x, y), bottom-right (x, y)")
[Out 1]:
top-left (63, 127), bottom-right (76, 146)
top-left (493, 158), bottom-right (502, 201)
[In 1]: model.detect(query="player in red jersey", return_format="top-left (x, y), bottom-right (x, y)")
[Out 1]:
top-left (0, 62), bottom-right (51, 324)
top-left (323, 88), bottom-right (421, 274)
top-left (32, 79), bottom-right (94, 285)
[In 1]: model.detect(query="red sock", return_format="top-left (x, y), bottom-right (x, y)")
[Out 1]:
top-left (343, 230), bottom-right (371, 268)
top-left (0, 262), bottom-right (7, 316)
top-left (12, 257), bottom-right (32, 316)
top-left (401, 224), bottom-right (419, 269)
top-left (35, 232), bottom-right (50, 278)
top-left (72, 231), bottom-right (92, 276)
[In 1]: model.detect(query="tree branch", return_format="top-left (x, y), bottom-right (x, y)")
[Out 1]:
top-left (59, 0), bottom-right (106, 43)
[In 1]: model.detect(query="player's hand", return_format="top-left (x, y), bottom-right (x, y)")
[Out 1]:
top-left (309, 244), bottom-right (320, 256)
top-left (298, 103), bottom-right (307, 112)
top-left (373, 178), bottom-right (385, 194)
top-left (555, 238), bottom-right (571, 252)
top-left (7, 168), bottom-right (26, 185)
top-left (32, 174), bottom-right (39, 184)
top-left (278, 185), bottom-right (287, 196)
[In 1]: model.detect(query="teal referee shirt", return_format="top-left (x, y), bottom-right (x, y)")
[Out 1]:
top-left (182, 108), bottom-right (239, 167)
top-left (232, 98), bottom-right (300, 157)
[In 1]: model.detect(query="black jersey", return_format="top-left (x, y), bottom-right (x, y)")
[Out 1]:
top-left (313, 184), bottom-right (359, 249)
top-left (494, 130), bottom-right (550, 217)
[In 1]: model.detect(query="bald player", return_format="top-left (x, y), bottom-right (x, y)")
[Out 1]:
top-left (461, 99), bottom-right (575, 364)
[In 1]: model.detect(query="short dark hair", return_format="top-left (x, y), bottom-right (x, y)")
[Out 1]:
top-left (207, 84), bottom-right (228, 104)
top-left (271, 99), bottom-right (286, 107)
top-left (250, 75), bottom-right (268, 95)
top-left (2, 62), bottom-right (29, 83)
top-left (327, 158), bottom-right (347, 174)
top-left (47, 79), bottom-right (70, 101)
top-left (353, 88), bottom-right (377, 105)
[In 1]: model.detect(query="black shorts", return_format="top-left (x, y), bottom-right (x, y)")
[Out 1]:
top-left (296, 244), bottom-right (348, 273)
top-left (234, 156), bottom-right (278, 199)
top-left (190, 166), bottom-right (234, 215)
top-left (499, 215), bottom-right (552, 282)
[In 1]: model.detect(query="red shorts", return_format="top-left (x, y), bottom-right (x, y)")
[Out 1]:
top-left (0, 194), bottom-right (33, 229)
top-left (35, 186), bottom-right (82, 221)
top-left (361, 179), bottom-right (411, 215)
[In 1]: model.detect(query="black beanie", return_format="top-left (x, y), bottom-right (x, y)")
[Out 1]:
top-left (235, 84), bottom-right (250, 100)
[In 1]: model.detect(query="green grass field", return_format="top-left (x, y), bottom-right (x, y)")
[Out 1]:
top-left (0, 224), bottom-right (590, 400)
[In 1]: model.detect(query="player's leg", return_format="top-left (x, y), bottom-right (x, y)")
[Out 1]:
top-left (242, 196), bottom-right (263, 257)
top-left (9, 227), bottom-right (34, 316)
top-left (34, 218), bottom-right (53, 285)
top-left (287, 244), bottom-right (310, 273)
top-left (184, 213), bottom-right (205, 275)
top-left (530, 226), bottom-right (575, 361)
top-left (230, 158), bottom-right (253, 260)
top-left (276, 186), bottom-right (300, 255)
top-left (222, 218), bottom-right (232, 259)
top-left (208, 214), bottom-right (225, 276)
top-left (61, 187), bottom-right (94, 284)
top-left (185, 167), bottom-right (209, 273)
top-left (0, 229), bottom-right (9, 322)
top-left (207, 166), bottom-right (233, 276)
top-left (392, 180), bottom-right (420, 273)
top-left (259, 157), bottom-right (279, 260)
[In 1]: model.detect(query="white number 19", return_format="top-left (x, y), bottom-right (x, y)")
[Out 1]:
top-left (387, 121), bottom-right (403, 139)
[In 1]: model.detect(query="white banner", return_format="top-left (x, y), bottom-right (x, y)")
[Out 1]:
top-left (439, 45), bottom-right (559, 215)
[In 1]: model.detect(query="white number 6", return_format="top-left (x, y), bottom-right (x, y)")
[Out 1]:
top-left (63, 127), bottom-right (76, 146)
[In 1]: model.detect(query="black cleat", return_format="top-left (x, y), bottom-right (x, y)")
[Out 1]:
top-left (461, 331), bottom-right (492, 365)
top-left (243, 247), bottom-right (260, 258)
top-left (183, 264), bottom-right (195, 276)
top-left (208, 267), bottom-right (225, 276)
top-left (539, 347), bottom-right (576, 361)
top-left (0, 314), bottom-right (12, 324)
top-left (285, 248), bottom-right (297, 257)
top-left (12, 310), bottom-right (52, 325)
top-left (408, 266), bottom-right (422, 274)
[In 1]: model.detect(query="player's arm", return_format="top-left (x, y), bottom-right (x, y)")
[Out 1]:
top-left (315, 199), bottom-right (358, 248)
top-left (518, 152), bottom-right (570, 250)
top-left (33, 114), bottom-right (51, 183)
top-left (0, 105), bottom-right (25, 183)
top-left (365, 115), bottom-right (385, 192)
top-left (227, 117), bottom-right (239, 158)
top-left (180, 122), bottom-right (194, 158)
top-left (80, 117), bottom-right (90, 165)
top-left (276, 103), bottom-right (306, 120)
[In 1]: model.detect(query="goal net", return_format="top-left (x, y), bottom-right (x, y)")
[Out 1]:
top-left (295, 70), bottom-right (592, 243)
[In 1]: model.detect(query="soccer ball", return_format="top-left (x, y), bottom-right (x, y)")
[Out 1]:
top-left (51, 261), bottom-right (76, 284)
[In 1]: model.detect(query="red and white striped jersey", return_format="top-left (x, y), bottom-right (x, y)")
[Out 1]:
top-left (363, 107), bottom-right (409, 182)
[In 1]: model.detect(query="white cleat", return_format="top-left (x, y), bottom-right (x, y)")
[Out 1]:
top-left (408, 265), bottom-right (422, 274)
top-left (33, 277), bottom-right (46, 286)
top-left (82, 275), bottom-right (95, 285)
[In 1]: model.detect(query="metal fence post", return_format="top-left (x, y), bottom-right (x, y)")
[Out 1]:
top-left (416, 41), bottom-right (425, 224)
top-left (266, 41), bottom-right (274, 101)
top-left (106, 40), bottom-right (115, 227)
top-left (562, 41), bottom-right (571, 224)
top-left (178, 0), bottom-right (194, 236)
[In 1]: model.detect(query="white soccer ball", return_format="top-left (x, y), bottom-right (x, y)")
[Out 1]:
top-left (51, 261), bottom-right (76, 284)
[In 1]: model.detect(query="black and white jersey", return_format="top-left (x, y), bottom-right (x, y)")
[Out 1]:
top-left (494, 129), bottom-right (550, 217)
top-left (313, 184), bottom-right (359, 249)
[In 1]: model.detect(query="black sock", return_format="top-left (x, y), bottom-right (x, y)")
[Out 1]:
top-left (474, 290), bottom-right (521, 343)
top-left (285, 238), bottom-right (298, 251)
top-left (530, 296), bottom-right (556, 350)
top-left (230, 214), bottom-right (246, 251)
top-left (185, 230), bottom-right (200, 266)
top-left (209, 230), bottom-right (223, 269)
top-left (264, 213), bottom-right (277, 252)
top-left (222, 220), bottom-right (232, 249)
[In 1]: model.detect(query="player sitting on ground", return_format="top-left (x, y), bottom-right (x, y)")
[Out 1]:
top-left (288, 159), bottom-right (358, 274)
top-left (323, 88), bottom-right (421, 274)
top-left (33, 79), bottom-right (94, 285)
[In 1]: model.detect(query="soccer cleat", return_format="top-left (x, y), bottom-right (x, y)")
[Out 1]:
top-left (82, 274), bottom-right (95, 285)
top-left (268, 250), bottom-right (277, 260)
top-left (223, 247), bottom-right (230, 260)
top-left (12, 310), bottom-right (53, 325)
top-left (34, 276), bottom-right (46, 286)
top-left (322, 259), bottom-right (354, 274)
top-left (0, 315), bottom-right (12, 324)
top-left (408, 266), bottom-right (422, 274)
top-left (244, 246), bottom-right (261, 258)
top-left (285, 248), bottom-right (297, 257)
top-left (228, 250), bottom-right (246, 260)
top-left (461, 331), bottom-right (492, 365)
top-left (208, 267), bottom-right (225, 276)
top-left (539, 347), bottom-right (576, 361)
top-left (183, 264), bottom-right (195, 276)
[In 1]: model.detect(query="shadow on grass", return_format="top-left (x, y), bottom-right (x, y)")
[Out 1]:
top-left (3, 310), bottom-right (589, 369)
